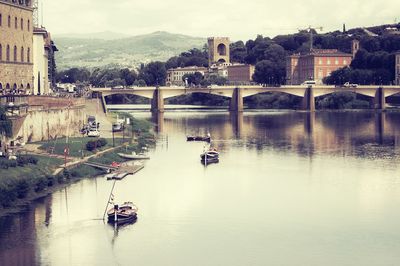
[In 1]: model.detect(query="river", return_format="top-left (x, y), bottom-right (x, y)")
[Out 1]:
top-left (1, 110), bottom-right (400, 266)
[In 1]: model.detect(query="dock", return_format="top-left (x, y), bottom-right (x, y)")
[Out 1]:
top-left (84, 162), bottom-right (119, 171)
top-left (106, 162), bottom-right (144, 180)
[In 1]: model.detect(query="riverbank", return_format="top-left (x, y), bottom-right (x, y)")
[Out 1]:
top-left (0, 112), bottom-right (155, 217)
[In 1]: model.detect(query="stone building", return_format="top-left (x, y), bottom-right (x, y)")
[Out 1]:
top-left (0, 0), bottom-right (33, 94)
top-left (208, 37), bottom-right (230, 66)
top-left (396, 52), bottom-right (400, 85)
top-left (227, 64), bottom-right (255, 84)
top-left (166, 66), bottom-right (207, 86)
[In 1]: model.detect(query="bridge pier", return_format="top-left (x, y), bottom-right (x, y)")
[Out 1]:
top-left (229, 87), bottom-right (243, 112)
top-left (151, 87), bottom-right (164, 113)
top-left (374, 87), bottom-right (385, 110)
top-left (100, 93), bottom-right (108, 113)
top-left (302, 87), bottom-right (315, 112)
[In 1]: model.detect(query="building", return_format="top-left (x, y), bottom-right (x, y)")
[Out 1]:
top-left (286, 40), bottom-right (359, 85)
top-left (208, 37), bottom-right (230, 66)
top-left (0, 0), bottom-right (34, 94)
top-left (227, 64), bottom-right (255, 84)
top-left (396, 52), bottom-right (400, 85)
top-left (166, 66), bottom-right (208, 86)
top-left (33, 27), bottom-right (58, 95)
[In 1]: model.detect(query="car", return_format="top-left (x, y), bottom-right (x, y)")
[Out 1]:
top-left (343, 82), bottom-right (358, 88)
top-left (87, 130), bottom-right (100, 137)
top-left (112, 123), bottom-right (124, 132)
top-left (301, 80), bottom-right (317, 86)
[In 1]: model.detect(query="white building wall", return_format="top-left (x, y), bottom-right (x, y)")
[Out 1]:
top-left (33, 33), bottom-right (49, 95)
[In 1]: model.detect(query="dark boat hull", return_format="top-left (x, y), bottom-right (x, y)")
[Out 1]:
top-left (187, 136), bottom-right (211, 142)
top-left (107, 213), bottom-right (137, 225)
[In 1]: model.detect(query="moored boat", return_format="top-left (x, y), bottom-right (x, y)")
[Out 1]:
top-left (117, 151), bottom-right (150, 160)
top-left (200, 149), bottom-right (219, 164)
top-left (107, 201), bottom-right (138, 225)
top-left (187, 134), bottom-right (211, 142)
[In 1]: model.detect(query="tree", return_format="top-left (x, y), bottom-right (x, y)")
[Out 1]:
top-left (253, 60), bottom-right (286, 85)
top-left (138, 61), bottom-right (167, 86)
top-left (0, 106), bottom-right (12, 137)
top-left (120, 68), bottom-right (137, 86)
top-left (230, 41), bottom-right (247, 63)
top-left (182, 72), bottom-right (203, 86)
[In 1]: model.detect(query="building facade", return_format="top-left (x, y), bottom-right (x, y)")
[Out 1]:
top-left (227, 64), bottom-right (255, 84)
top-left (0, 0), bottom-right (33, 94)
top-left (286, 49), bottom-right (353, 85)
top-left (208, 37), bottom-right (230, 66)
top-left (396, 52), bottom-right (400, 85)
top-left (32, 27), bottom-right (57, 95)
top-left (166, 66), bottom-right (208, 86)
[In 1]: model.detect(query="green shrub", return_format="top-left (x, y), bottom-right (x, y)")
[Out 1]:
top-left (86, 138), bottom-right (107, 151)
top-left (0, 186), bottom-right (17, 207)
top-left (16, 179), bottom-right (30, 199)
top-left (34, 177), bottom-right (48, 192)
top-left (46, 175), bottom-right (55, 187)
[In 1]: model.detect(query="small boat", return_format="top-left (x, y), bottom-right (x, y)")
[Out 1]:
top-left (117, 151), bottom-right (150, 160)
top-left (187, 134), bottom-right (211, 142)
top-left (200, 149), bottom-right (219, 164)
top-left (107, 201), bottom-right (138, 225)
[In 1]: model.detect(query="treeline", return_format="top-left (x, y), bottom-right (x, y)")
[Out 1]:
top-left (56, 62), bottom-right (167, 87)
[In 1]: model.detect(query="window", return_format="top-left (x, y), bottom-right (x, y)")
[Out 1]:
top-left (0, 44), bottom-right (2, 61)
top-left (14, 17), bottom-right (17, 29)
top-left (21, 18), bottom-right (23, 30)
top-left (343, 59), bottom-right (347, 65)
top-left (327, 59), bottom-right (331, 65)
top-left (21, 47), bottom-right (24, 62)
top-left (8, 16), bottom-right (11, 27)
top-left (335, 58), bottom-right (339, 65)
top-left (6, 45), bottom-right (10, 61)
top-left (318, 59), bottom-right (322, 65)
top-left (27, 48), bottom-right (30, 62)
top-left (27, 20), bottom-right (30, 31)
top-left (13, 46), bottom-right (17, 62)
top-left (0, 14), bottom-right (2, 27)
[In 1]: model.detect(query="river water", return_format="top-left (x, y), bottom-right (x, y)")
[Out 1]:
top-left (1, 111), bottom-right (400, 266)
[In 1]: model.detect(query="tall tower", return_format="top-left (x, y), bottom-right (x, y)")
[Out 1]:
top-left (352, 39), bottom-right (360, 58)
top-left (208, 37), bottom-right (230, 66)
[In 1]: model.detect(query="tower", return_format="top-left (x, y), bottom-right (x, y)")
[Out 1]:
top-left (208, 37), bottom-right (230, 66)
top-left (352, 39), bottom-right (360, 58)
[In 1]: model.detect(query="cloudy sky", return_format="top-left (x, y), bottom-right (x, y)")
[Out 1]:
top-left (41, 0), bottom-right (399, 40)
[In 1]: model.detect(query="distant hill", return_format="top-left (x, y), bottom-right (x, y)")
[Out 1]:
top-left (54, 31), bottom-right (206, 70)
top-left (54, 31), bottom-right (131, 40)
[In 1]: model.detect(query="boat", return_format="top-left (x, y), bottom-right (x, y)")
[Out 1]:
top-left (200, 149), bottom-right (219, 164)
top-left (117, 151), bottom-right (150, 160)
top-left (187, 134), bottom-right (211, 142)
top-left (107, 201), bottom-right (138, 225)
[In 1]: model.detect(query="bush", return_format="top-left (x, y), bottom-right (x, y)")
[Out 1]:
top-left (34, 177), bottom-right (48, 192)
top-left (86, 138), bottom-right (107, 151)
top-left (0, 186), bottom-right (17, 207)
top-left (16, 179), bottom-right (30, 199)
top-left (46, 175), bottom-right (55, 187)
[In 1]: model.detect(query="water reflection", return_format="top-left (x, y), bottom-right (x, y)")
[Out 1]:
top-left (1, 110), bottom-right (400, 266)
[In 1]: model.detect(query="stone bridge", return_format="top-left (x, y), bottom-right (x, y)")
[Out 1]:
top-left (91, 85), bottom-right (400, 113)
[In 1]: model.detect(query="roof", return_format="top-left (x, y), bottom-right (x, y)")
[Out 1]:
top-left (167, 66), bottom-right (207, 72)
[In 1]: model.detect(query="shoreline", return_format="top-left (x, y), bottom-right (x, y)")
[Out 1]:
top-left (0, 112), bottom-right (155, 218)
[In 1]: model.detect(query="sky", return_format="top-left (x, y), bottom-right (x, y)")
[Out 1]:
top-left (41, 0), bottom-right (400, 40)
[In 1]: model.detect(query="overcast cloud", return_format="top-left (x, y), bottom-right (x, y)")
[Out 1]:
top-left (42, 0), bottom-right (400, 40)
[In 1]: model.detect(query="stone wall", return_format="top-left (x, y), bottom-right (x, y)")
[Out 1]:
top-left (14, 105), bottom-right (85, 143)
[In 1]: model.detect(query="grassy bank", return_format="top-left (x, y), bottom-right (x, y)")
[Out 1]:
top-left (0, 115), bottom-right (155, 216)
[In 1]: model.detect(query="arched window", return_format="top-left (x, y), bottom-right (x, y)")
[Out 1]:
top-left (6, 45), bottom-right (10, 61)
top-left (0, 83), bottom-right (3, 92)
top-left (217, 44), bottom-right (227, 56)
top-left (0, 44), bottom-right (2, 61)
top-left (21, 18), bottom-right (23, 30)
top-left (6, 84), bottom-right (10, 91)
top-left (8, 16), bottom-right (11, 27)
top-left (27, 47), bottom-right (30, 63)
top-left (13, 46), bottom-right (17, 62)
top-left (0, 14), bottom-right (2, 27)
top-left (14, 17), bottom-right (17, 29)
top-left (27, 19), bottom-right (30, 31)
top-left (21, 47), bottom-right (24, 62)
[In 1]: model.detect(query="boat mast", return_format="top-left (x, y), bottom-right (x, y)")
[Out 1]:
top-left (103, 179), bottom-right (117, 221)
